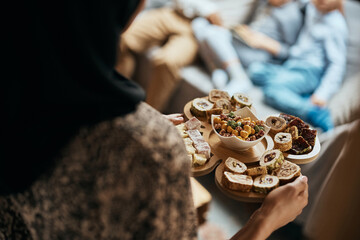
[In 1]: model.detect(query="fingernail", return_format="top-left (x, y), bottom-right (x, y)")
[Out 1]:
top-left (301, 175), bottom-right (308, 183)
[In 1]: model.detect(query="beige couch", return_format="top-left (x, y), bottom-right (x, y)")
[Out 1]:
top-left (134, 0), bottom-right (360, 128)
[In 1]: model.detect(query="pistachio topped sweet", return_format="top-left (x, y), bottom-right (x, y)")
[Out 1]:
top-left (259, 149), bottom-right (284, 171)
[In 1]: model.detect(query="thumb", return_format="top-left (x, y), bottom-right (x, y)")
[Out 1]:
top-left (288, 175), bottom-right (308, 194)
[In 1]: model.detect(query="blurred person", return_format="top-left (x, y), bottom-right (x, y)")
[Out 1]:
top-left (248, 0), bottom-right (348, 132)
top-left (1, 0), bottom-right (308, 239)
top-left (192, 0), bottom-right (304, 94)
top-left (294, 118), bottom-right (360, 239)
top-left (115, 0), bottom-right (257, 111)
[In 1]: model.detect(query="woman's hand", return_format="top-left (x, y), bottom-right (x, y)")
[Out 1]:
top-left (164, 113), bottom-right (184, 125)
top-left (206, 12), bottom-right (223, 26)
top-left (311, 94), bottom-right (327, 107)
top-left (259, 175), bottom-right (308, 232)
top-left (231, 175), bottom-right (308, 240)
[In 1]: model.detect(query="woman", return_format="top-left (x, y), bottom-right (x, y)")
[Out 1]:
top-left (1, 0), bottom-right (307, 239)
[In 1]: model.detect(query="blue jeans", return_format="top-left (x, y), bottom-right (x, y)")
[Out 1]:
top-left (248, 61), bottom-right (323, 119)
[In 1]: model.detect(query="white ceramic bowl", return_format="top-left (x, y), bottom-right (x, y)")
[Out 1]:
top-left (211, 107), bottom-right (270, 151)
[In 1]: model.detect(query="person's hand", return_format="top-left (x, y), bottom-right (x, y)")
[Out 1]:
top-left (234, 25), bottom-right (281, 55)
top-left (258, 175), bottom-right (309, 233)
top-left (164, 113), bottom-right (184, 125)
top-left (268, 0), bottom-right (290, 7)
top-left (234, 25), bottom-right (268, 49)
top-left (206, 12), bottom-right (223, 26)
top-left (230, 176), bottom-right (308, 240)
top-left (311, 94), bottom-right (327, 107)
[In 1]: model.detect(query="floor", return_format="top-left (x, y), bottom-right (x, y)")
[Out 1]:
top-left (195, 171), bottom-right (304, 240)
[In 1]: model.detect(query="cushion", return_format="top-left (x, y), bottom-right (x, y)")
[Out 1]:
top-left (329, 72), bottom-right (360, 125)
top-left (343, 0), bottom-right (360, 79)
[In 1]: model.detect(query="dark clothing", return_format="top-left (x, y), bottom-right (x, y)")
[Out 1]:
top-left (1, 0), bottom-right (145, 194)
top-left (0, 103), bottom-right (197, 240)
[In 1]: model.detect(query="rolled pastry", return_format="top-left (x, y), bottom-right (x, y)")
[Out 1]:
top-left (224, 157), bottom-right (247, 174)
top-left (266, 116), bottom-right (287, 135)
top-left (231, 93), bottom-right (252, 108)
top-left (259, 149), bottom-right (284, 171)
top-left (253, 175), bottom-right (280, 194)
top-left (222, 171), bottom-right (253, 192)
top-left (274, 132), bottom-right (292, 152)
top-left (208, 89), bottom-right (230, 103)
top-left (190, 98), bottom-right (214, 118)
top-left (274, 160), bottom-right (301, 184)
top-left (214, 99), bottom-right (232, 113)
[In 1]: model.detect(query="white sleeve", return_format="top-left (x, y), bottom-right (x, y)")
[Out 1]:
top-left (314, 24), bottom-right (348, 102)
top-left (174, 0), bottom-right (218, 19)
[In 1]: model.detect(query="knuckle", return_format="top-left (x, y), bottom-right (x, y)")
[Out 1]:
top-left (287, 185), bottom-right (297, 195)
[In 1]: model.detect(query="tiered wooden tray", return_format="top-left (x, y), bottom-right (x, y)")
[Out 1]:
top-left (184, 98), bottom-right (320, 202)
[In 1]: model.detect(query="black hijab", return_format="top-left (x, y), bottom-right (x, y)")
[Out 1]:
top-left (1, 0), bottom-right (145, 194)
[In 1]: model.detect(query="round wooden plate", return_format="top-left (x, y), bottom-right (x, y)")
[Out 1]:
top-left (215, 162), bottom-right (266, 202)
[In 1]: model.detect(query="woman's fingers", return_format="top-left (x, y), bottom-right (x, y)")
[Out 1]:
top-left (289, 175), bottom-right (308, 194)
top-left (164, 113), bottom-right (184, 125)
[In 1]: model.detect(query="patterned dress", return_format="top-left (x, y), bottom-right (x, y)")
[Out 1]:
top-left (0, 102), bottom-right (197, 240)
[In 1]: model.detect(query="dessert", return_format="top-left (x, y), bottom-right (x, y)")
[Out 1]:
top-left (269, 113), bottom-right (318, 155)
top-left (187, 130), bottom-right (211, 159)
top-left (222, 171), bottom-right (253, 192)
top-left (245, 166), bottom-right (267, 177)
top-left (279, 113), bottom-right (297, 123)
top-left (259, 149), bottom-right (284, 171)
top-left (301, 128), bottom-right (317, 147)
top-left (285, 125), bottom-right (299, 139)
top-left (214, 99), bottom-right (232, 113)
top-left (206, 108), bottom-right (223, 123)
top-left (175, 123), bottom-right (189, 138)
top-left (224, 157), bottom-right (247, 174)
top-left (288, 136), bottom-right (311, 155)
top-left (208, 89), bottom-right (231, 103)
top-left (175, 118), bottom-right (211, 166)
top-left (253, 175), bottom-right (280, 194)
top-left (190, 98), bottom-right (214, 118)
top-left (265, 116), bottom-right (287, 135)
top-left (193, 153), bottom-right (207, 166)
top-left (185, 117), bottom-right (202, 130)
top-left (274, 160), bottom-right (301, 184)
top-left (231, 93), bottom-right (252, 108)
top-left (274, 132), bottom-right (292, 152)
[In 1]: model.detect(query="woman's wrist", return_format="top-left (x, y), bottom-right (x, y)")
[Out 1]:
top-left (230, 209), bottom-right (273, 240)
